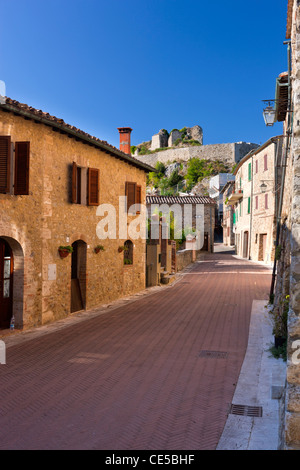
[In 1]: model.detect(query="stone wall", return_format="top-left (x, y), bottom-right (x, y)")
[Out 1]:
top-left (137, 142), bottom-right (259, 169)
top-left (273, 0), bottom-right (300, 450)
top-left (176, 249), bottom-right (199, 272)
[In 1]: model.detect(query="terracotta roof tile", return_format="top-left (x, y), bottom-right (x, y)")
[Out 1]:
top-left (1, 97), bottom-right (155, 173)
top-left (146, 195), bottom-right (216, 205)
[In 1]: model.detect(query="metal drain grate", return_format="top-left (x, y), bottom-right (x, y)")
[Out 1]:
top-left (199, 350), bottom-right (228, 359)
top-left (230, 404), bottom-right (263, 418)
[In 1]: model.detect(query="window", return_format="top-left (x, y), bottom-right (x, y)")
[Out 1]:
top-left (72, 162), bottom-right (99, 206)
top-left (0, 136), bottom-right (11, 193)
top-left (247, 197), bottom-right (251, 214)
top-left (248, 162), bottom-right (252, 181)
top-left (125, 182), bottom-right (142, 214)
top-left (0, 136), bottom-right (30, 195)
top-left (239, 200), bottom-right (242, 216)
top-left (255, 195), bottom-right (258, 210)
top-left (88, 168), bottom-right (100, 206)
top-left (124, 240), bottom-right (133, 265)
top-left (264, 154), bottom-right (268, 171)
top-left (255, 160), bottom-right (258, 174)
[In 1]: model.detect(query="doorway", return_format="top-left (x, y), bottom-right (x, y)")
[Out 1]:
top-left (71, 240), bottom-right (87, 313)
top-left (0, 239), bottom-right (13, 329)
top-left (243, 231), bottom-right (249, 259)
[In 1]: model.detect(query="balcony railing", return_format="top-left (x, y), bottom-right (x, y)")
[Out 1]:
top-left (227, 187), bottom-right (243, 205)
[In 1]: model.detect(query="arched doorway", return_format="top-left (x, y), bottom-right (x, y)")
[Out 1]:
top-left (71, 240), bottom-right (87, 313)
top-left (0, 237), bottom-right (24, 329)
top-left (0, 239), bottom-right (13, 329)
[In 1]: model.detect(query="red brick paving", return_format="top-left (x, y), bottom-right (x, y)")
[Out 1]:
top-left (0, 249), bottom-right (271, 450)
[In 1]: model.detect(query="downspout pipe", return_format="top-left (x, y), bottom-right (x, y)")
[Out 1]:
top-left (270, 40), bottom-right (292, 299)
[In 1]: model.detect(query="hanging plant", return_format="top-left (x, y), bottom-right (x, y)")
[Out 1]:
top-left (94, 245), bottom-right (105, 254)
top-left (58, 245), bottom-right (73, 258)
top-left (118, 246), bottom-right (125, 253)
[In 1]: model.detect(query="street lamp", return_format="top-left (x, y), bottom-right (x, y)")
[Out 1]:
top-left (262, 101), bottom-right (276, 127)
top-left (260, 182), bottom-right (267, 193)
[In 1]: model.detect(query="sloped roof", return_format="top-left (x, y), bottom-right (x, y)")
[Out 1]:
top-left (0, 98), bottom-right (155, 173)
top-left (146, 195), bottom-right (216, 205)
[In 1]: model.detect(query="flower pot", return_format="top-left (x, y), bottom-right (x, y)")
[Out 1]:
top-left (58, 249), bottom-right (70, 258)
top-left (118, 247), bottom-right (124, 253)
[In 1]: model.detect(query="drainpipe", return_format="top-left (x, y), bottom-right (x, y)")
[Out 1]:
top-left (249, 154), bottom-right (254, 259)
top-left (270, 40), bottom-right (292, 299)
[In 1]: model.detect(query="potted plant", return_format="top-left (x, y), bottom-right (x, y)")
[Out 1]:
top-left (118, 246), bottom-right (125, 253)
top-left (58, 245), bottom-right (73, 258)
top-left (94, 245), bottom-right (105, 254)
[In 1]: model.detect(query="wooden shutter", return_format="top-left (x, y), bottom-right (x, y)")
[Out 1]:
top-left (88, 168), bottom-right (99, 206)
top-left (136, 185), bottom-right (142, 204)
top-left (125, 182), bottom-right (136, 212)
top-left (72, 162), bottom-right (77, 203)
top-left (0, 136), bottom-right (11, 193)
top-left (14, 142), bottom-right (30, 195)
top-left (136, 185), bottom-right (142, 214)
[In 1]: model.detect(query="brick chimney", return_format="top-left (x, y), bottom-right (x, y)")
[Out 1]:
top-left (118, 127), bottom-right (132, 155)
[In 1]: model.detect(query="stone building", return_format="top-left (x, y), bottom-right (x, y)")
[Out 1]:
top-left (228, 136), bottom-right (283, 263)
top-left (270, 0), bottom-right (300, 450)
top-left (146, 195), bottom-right (216, 253)
top-left (0, 98), bottom-right (154, 330)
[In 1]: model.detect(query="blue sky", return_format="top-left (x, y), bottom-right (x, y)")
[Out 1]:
top-left (1, 0), bottom-right (288, 149)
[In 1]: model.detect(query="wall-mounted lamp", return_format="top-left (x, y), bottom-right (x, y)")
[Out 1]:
top-left (260, 182), bottom-right (267, 193)
top-left (262, 100), bottom-right (276, 127)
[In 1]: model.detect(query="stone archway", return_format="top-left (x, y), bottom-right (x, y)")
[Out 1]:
top-left (0, 236), bottom-right (24, 329)
top-left (71, 240), bottom-right (87, 313)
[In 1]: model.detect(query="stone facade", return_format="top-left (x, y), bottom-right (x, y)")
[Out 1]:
top-left (0, 99), bottom-right (152, 330)
top-left (273, 0), bottom-right (300, 450)
top-left (151, 130), bottom-right (169, 151)
top-left (146, 195), bottom-right (216, 253)
top-left (229, 137), bottom-right (283, 263)
top-left (137, 142), bottom-right (259, 170)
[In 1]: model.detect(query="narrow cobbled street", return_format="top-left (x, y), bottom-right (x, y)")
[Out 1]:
top-left (0, 245), bottom-right (271, 450)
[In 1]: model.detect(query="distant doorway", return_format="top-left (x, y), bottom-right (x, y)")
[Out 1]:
top-left (259, 234), bottom-right (268, 262)
top-left (243, 231), bottom-right (249, 259)
top-left (0, 239), bottom-right (13, 329)
top-left (71, 240), bottom-right (87, 313)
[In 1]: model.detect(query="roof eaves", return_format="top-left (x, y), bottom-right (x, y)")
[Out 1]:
top-left (233, 136), bottom-right (283, 175)
top-left (0, 98), bottom-right (156, 173)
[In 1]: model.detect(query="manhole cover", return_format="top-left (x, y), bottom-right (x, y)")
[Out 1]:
top-left (199, 350), bottom-right (228, 359)
top-left (230, 404), bottom-right (263, 417)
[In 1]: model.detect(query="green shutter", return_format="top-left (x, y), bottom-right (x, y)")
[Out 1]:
top-left (248, 197), bottom-right (251, 214)
top-left (248, 162), bottom-right (251, 181)
top-left (233, 212), bottom-right (236, 225)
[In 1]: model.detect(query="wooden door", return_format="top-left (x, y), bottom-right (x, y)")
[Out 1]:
top-left (243, 231), bottom-right (249, 259)
top-left (0, 239), bottom-right (13, 329)
top-left (71, 241), bottom-right (86, 313)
